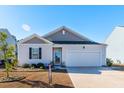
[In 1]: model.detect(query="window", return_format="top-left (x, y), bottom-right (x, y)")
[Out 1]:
top-left (32, 48), bottom-right (39, 59)
top-left (29, 48), bottom-right (42, 59)
top-left (62, 30), bottom-right (66, 35)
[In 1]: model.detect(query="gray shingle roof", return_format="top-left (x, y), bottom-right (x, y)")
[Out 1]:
top-left (52, 41), bottom-right (100, 44)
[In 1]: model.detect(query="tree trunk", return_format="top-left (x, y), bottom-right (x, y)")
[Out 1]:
top-left (5, 62), bottom-right (9, 78)
top-left (6, 69), bottom-right (9, 78)
top-left (4, 46), bottom-right (10, 78)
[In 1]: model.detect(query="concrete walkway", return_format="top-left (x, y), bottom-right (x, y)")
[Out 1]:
top-left (67, 67), bottom-right (124, 88)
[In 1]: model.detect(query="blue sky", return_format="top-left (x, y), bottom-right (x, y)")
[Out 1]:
top-left (0, 5), bottom-right (124, 42)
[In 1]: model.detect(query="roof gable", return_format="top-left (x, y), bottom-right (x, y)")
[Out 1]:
top-left (43, 26), bottom-right (92, 42)
top-left (18, 34), bottom-right (53, 44)
top-left (23, 37), bottom-right (48, 44)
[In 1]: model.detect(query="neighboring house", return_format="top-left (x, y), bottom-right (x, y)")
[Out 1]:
top-left (0, 28), bottom-right (17, 58)
top-left (18, 26), bottom-right (107, 67)
top-left (105, 26), bottom-right (124, 63)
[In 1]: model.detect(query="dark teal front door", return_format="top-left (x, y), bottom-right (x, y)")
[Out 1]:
top-left (53, 48), bottom-right (62, 66)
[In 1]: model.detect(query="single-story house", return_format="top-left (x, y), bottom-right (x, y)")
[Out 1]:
top-left (18, 26), bottom-right (107, 67)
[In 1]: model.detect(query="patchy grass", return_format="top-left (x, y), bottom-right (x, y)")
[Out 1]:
top-left (0, 68), bottom-right (74, 88)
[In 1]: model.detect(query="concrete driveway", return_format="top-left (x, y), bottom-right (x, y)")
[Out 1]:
top-left (67, 67), bottom-right (124, 88)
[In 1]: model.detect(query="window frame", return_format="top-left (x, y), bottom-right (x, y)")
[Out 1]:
top-left (29, 47), bottom-right (42, 59)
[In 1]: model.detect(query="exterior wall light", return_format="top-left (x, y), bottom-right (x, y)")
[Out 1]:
top-left (83, 46), bottom-right (85, 49)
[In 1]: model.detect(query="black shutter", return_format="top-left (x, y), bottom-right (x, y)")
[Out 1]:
top-left (39, 48), bottom-right (42, 59)
top-left (29, 47), bottom-right (32, 59)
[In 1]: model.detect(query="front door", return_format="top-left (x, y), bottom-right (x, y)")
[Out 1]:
top-left (53, 48), bottom-right (62, 66)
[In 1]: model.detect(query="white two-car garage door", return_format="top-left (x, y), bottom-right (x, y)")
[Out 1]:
top-left (66, 51), bottom-right (101, 67)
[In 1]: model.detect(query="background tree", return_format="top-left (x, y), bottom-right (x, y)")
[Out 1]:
top-left (0, 32), bottom-right (17, 78)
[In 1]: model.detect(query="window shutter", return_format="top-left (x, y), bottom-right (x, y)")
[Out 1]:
top-left (29, 47), bottom-right (32, 59)
top-left (39, 48), bottom-right (42, 59)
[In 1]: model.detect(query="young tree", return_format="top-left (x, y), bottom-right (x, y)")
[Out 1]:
top-left (0, 32), bottom-right (16, 78)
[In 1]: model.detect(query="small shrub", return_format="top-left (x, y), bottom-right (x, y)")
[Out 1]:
top-left (31, 64), bottom-right (37, 68)
top-left (106, 58), bottom-right (113, 67)
top-left (37, 63), bottom-right (45, 69)
top-left (22, 63), bottom-right (30, 68)
top-left (30, 63), bottom-right (45, 69)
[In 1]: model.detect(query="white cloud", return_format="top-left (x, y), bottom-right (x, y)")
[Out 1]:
top-left (22, 24), bottom-right (31, 31)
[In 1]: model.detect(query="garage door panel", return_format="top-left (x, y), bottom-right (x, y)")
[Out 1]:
top-left (66, 51), bottom-right (101, 66)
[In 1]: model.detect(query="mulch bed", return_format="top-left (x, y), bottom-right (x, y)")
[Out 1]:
top-left (0, 68), bottom-right (74, 88)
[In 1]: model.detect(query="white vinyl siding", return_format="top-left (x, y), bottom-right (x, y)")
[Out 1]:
top-left (18, 44), bottom-right (52, 65)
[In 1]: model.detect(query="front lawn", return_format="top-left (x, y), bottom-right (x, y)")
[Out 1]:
top-left (0, 68), bottom-right (74, 88)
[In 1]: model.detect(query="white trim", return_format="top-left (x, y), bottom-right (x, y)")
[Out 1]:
top-left (43, 26), bottom-right (92, 41)
top-left (18, 34), bottom-right (53, 44)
